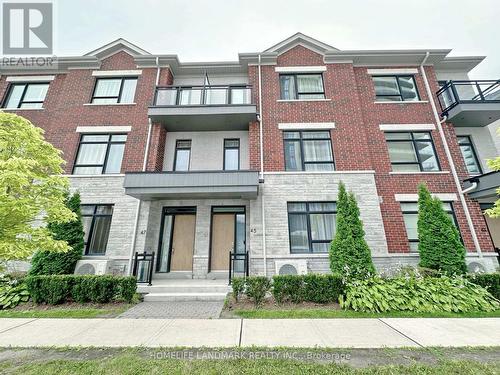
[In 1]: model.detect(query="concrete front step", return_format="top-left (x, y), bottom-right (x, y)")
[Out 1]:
top-left (137, 285), bottom-right (230, 294)
top-left (143, 292), bottom-right (228, 302)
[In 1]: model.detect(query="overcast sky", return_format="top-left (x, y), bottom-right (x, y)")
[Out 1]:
top-left (56, 0), bottom-right (499, 79)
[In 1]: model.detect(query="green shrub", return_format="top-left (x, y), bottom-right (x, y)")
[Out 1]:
top-left (303, 274), bottom-right (343, 303)
top-left (0, 283), bottom-right (29, 309)
top-left (341, 274), bottom-right (499, 313)
top-left (417, 184), bottom-right (467, 275)
top-left (468, 273), bottom-right (500, 300)
top-left (245, 276), bottom-right (270, 307)
top-left (329, 182), bottom-right (375, 279)
top-left (272, 275), bottom-right (305, 303)
top-left (26, 275), bottom-right (137, 304)
top-left (272, 274), bottom-right (344, 304)
top-left (26, 275), bottom-right (72, 304)
top-left (231, 277), bottom-right (245, 302)
top-left (117, 276), bottom-right (138, 303)
top-left (30, 192), bottom-right (85, 275)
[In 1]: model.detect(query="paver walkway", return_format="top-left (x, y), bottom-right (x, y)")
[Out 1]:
top-left (118, 301), bottom-right (224, 319)
top-left (0, 318), bottom-right (498, 348)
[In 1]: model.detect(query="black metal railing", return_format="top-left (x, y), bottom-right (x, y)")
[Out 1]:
top-left (436, 80), bottom-right (500, 114)
top-left (132, 251), bottom-right (155, 285)
top-left (153, 85), bottom-right (253, 106)
top-left (228, 251), bottom-right (249, 285)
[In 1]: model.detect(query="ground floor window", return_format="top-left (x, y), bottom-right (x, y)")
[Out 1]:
top-left (400, 201), bottom-right (457, 252)
top-left (287, 202), bottom-right (336, 253)
top-left (81, 204), bottom-right (113, 255)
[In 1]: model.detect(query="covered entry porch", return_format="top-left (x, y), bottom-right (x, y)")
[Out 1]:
top-left (124, 170), bottom-right (259, 281)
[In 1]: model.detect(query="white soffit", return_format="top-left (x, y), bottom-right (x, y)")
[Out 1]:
top-left (6, 75), bottom-right (55, 82)
top-left (92, 70), bottom-right (142, 77)
top-left (275, 66), bottom-right (327, 73)
top-left (379, 124), bottom-right (435, 131)
top-left (367, 68), bottom-right (418, 75)
top-left (395, 193), bottom-right (458, 202)
top-left (278, 122), bottom-right (335, 130)
top-left (76, 126), bottom-right (132, 133)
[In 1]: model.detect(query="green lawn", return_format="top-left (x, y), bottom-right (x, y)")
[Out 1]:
top-left (0, 305), bottom-right (132, 318)
top-left (1, 354), bottom-right (498, 374)
top-left (234, 308), bottom-right (500, 319)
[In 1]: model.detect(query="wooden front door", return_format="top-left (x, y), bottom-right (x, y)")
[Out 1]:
top-left (210, 213), bottom-right (235, 271)
top-left (169, 214), bottom-right (196, 271)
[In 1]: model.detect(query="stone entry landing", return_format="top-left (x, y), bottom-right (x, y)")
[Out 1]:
top-left (137, 279), bottom-right (230, 302)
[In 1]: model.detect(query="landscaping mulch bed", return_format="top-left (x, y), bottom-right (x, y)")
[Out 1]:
top-left (221, 295), bottom-right (340, 318)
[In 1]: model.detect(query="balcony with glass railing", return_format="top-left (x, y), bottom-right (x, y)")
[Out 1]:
top-left (436, 80), bottom-right (500, 127)
top-left (148, 85), bottom-right (257, 131)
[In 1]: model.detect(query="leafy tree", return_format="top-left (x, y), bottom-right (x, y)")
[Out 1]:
top-left (417, 184), bottom-right (467, 275)
top-left (329, 182), bottom-right (375, 279)
top-left (485, 128), bottom-right (500, 218)
top-left (0, 113), bottom-right (75, 261)
top-left (30, 192), bottom-right (84, 275)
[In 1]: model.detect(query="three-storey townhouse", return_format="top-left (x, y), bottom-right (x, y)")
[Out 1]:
top-left (2, 34), bottom-right (499, 283)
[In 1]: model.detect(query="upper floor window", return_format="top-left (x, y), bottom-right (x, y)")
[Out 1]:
top-left (73, 134), bottom-right (127, 175)
top-left (373, 76), bottom-right (420, 102)
top-left (401, 202), bottom-right (457, 252)
top-left (224, 139), bottom-right (240, 170)
top-left (284, 131), bottom-right (334, 171)
top-left (288, 202), bottom-right (336, 253)
top-left (174, 140), bottom-right (191, 171)
top-left (279, 74), bottom-right (325, 100)
top-left (2, 83), bottom-right (49, 109)
top-left (91, 77), bottom-right (137, 104)
top-left (385, 132), bottom-right (440, 172)
top-left (457, 136), bottom-right (482, 175)
top-left (81, 204), bottom-right (113, 255)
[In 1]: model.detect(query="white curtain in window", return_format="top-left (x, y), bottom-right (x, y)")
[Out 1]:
top-left (297, 75), bottom-right (323, 92)
top-left (310, 213), bottom-right (335, 241)
top-left (120, 79), bottom-right (137, 103)
top-left (95, 79), bottom-right (121, 97)
top-left (303, 140), bottom-right (332, 162)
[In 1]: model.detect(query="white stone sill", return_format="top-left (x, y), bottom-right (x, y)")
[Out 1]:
top-left (277, 99), bottom-right (332, 103)
top-left (2, 107), bottom-right (44, 111)
top-left (252, 254), bottom-right (329, 259)
top-left (264, 170), bottom-right (375, 175)
top-left (65, 174), bottom-right (125, 178)
top-left (374, 100), bottom-right (428, 104)
top-left (83, 103), bottom-right (136, 106)
top-left (389, 171), bottom-right (450, 175)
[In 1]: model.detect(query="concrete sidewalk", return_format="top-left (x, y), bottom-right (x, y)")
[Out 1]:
top-left (0, 318), bottom-right (498, 348)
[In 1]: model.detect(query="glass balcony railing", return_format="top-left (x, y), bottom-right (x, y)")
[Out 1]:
top-left (437, 80), bottom-right (500, 114)
top-left (153, 85), bottom-right (253, 106)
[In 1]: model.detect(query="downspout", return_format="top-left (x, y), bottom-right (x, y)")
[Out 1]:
top-left (419, 52), bottom-right (483, 258)
top-left (258, 54), bottom-right (267, 276)
top-left (127, 57), bottom-right (161, 275)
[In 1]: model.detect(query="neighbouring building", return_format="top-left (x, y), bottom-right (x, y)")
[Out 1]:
top-left (2, 33), bottom-right (499, 281)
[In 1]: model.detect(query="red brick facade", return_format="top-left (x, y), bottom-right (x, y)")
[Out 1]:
top-left (0, 51), bottom-right (173, 174)
top-left (0, 44), bottom-right (494, 255)
top-left (248, 45), bottom-right (494, 253)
